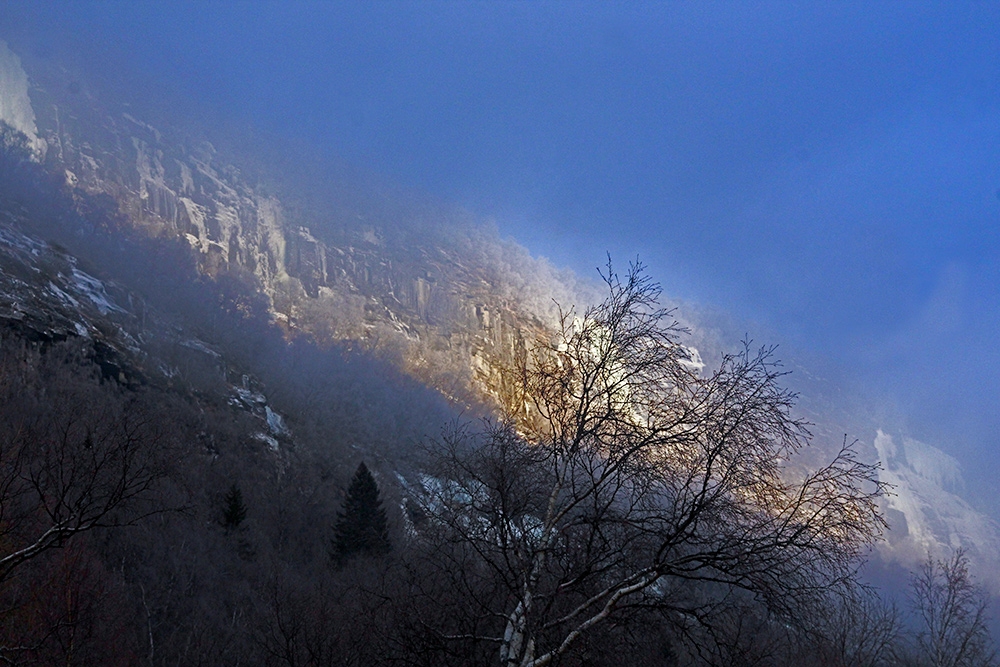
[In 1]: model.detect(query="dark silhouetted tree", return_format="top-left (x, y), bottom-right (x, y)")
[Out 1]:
top-left (331, 462), bottom-right (391, 567)
top-left (910, 548), bottom-right (996, 667)
top-left (414, 261), bottom-right (889, 667)
top-left (222, 484), bottom-right (247, 530)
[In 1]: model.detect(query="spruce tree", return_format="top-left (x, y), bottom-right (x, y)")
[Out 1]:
top-left (222, 483), bottom-right (247, 530)
top-left (331, 462), bottom-right (391, 567)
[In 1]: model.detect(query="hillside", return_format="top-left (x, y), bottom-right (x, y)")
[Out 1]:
top-left (0, 35), bottom-right (998, 666)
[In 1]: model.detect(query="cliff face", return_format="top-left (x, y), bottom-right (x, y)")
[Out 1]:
top-left (0, 41), bottom-right (45, 158)
top-left (5, 42), bottom-right (557, 407)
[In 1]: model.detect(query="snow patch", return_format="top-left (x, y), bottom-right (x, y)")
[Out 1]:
top-left (70, 268), bottom-right (123, 314)
top-left (253, 432), bottom-right (279, 452)
top-left (47, 282), bottom-right (80, 309)
top-left (234, 386), bottom-right (265, 405)
top-left (0, 221), bottom-right (46, 254)
top-left (131, 136), bottom-right (168, 201)
top-left (180, 338), bottom-right (221, 358)
top-left (678, 345), bottom-right (705, 374)
top-left (157, 362), bottom-right (180, 378)
top-left (265, 406), bottom-right (289, 436)
top-left (122, 112), bottom-right (162, 143)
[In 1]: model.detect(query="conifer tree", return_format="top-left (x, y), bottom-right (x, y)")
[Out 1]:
top-left (331, 462), bottom-right (391, 567)
top-left (222, 483), bottom-right (247, 530)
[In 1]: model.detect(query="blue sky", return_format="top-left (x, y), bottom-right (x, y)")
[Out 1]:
top-left (4, 1), bottom-right (1000, 494)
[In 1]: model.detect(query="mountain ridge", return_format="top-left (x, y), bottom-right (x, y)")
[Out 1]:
top-left (2, 37), bottom-right (1000, 595)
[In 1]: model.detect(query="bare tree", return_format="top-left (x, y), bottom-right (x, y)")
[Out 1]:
top-left (0, 346), bottom-right (170, 587)
top-left (0, 343), bottom-right (179, 665)
top-left (805, 588), bottom-right (901, 667)
top-left (910, 549), bottom-right (996, 667)
top-left (414, 261), bottom-right (889, 667)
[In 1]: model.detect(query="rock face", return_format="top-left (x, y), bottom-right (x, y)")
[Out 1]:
top-left (0, 40), bottom-right (45, 159)
top-left (8, 45), bottom-right (567, 407)
top-left (873, 429), bottom-right (1000, 590)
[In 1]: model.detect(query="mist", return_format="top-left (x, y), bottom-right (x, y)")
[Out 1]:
top-left (4, 0), bottom-right (1000, 572)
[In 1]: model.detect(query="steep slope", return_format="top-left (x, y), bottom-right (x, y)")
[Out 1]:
top-left (4, 38), bottom-right (592, 410)
top-left (0, 204), bottom-right (285, 453)
top-left (0, 202), bottom-right (474, 663)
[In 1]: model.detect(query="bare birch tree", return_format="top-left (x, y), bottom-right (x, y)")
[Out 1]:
top-left (809, 588), bottom-right (902, 667)
top-left (910, 549), bottom-right (996, 667)
top-left (416, 261), bottom-right (889, 667)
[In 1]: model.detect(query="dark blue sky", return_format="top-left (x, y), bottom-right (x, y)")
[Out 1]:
top-left (4, 2), bottom-right (1000, 487)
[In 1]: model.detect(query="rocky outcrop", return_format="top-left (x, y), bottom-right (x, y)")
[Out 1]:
top-left (10, 44), bottom-right (561, 408)
top-left (0, 40), bottom-right (45, 159)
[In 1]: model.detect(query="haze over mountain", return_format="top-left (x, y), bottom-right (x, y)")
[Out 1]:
top-left (1, 0), bottom-right (999, 637)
